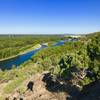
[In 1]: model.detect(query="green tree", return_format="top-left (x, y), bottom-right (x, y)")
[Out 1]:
top-left (87, 34), bottom-right (100, 80)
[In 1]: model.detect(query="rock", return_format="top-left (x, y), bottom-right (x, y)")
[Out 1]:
top-left (27, 81), bottom-right (34, 91)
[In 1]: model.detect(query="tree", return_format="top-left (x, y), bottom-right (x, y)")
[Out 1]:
top-left (87, 34), bottom-right (100, 80)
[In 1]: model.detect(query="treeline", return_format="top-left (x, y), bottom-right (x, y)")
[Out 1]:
top-left (0, 35), bottom-right (63, 60)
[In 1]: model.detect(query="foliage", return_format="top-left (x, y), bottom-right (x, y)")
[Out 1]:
top-left (0, 35), bottom-right (62, 59)
top-left (0, 32), bottom-right (100, 95)
top-left (3, 77), bottom-right (26, 94)
top-left (87, 32), bottom-right (100, 80)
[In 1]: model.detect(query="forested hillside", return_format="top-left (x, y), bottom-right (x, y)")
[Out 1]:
top-left (29, 32), bottom-right (100, 86)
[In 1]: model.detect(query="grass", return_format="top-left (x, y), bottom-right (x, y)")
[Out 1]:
top-left (17, 85), bottom-right (26, 94)
top-left (3, 77), bottom-right (26, 94)
top-left (0, 61), bottom-right (44, 95)
top-left (0, 97), bottom-right (3, 100)
top-left (0, 44), bottom-right (41, 62)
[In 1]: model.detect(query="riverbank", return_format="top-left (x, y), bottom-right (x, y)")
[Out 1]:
top-left (0, 44), bottom-right (42, 62)
top-left (0, 40), bottom-right (67, 62)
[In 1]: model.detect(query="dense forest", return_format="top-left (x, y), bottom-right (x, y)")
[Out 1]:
top-left (0, 32), bottom-right (100, 99)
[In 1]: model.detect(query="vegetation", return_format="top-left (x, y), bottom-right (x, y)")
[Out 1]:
top-left (0, 32), bottom-right (99, 97)
top-left (0, 35), bottom-right (63, 60)
top-left (87, 32), bottom-right (100, 80)
top-left (31, 32), bottom-right (100, 86)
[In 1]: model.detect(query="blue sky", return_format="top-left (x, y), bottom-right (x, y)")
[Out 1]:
top-left (0, 0), bottom-right (100, 34)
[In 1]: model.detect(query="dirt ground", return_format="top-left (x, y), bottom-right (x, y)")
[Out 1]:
top-left (3, 72), bottom-right (68, 100)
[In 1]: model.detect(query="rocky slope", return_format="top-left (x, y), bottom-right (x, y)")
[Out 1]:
top-left (4, 72), bottom-right (68, 100)
top-left (1, 72), bottom-right (100, 100)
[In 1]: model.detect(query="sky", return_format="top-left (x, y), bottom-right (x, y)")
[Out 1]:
top-left (0, 0), bottom-right (100, 34)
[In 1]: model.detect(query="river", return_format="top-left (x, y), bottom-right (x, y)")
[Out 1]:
top-left (0, 40), bottom-right (65, 70)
